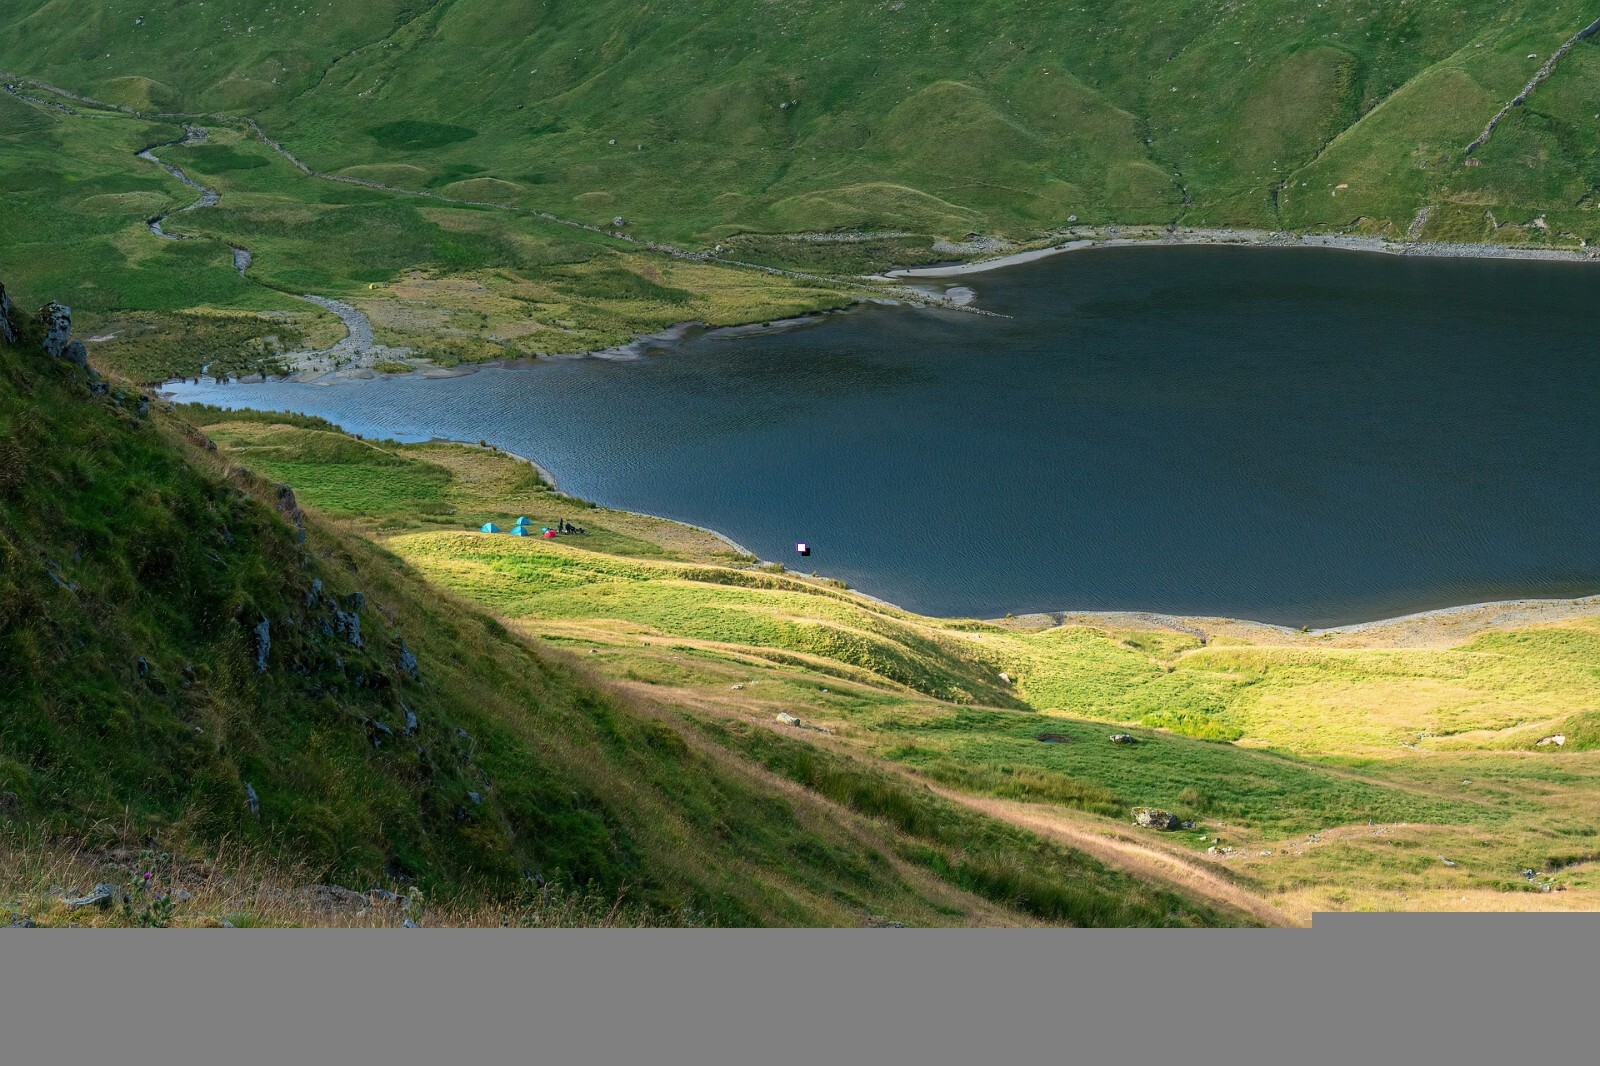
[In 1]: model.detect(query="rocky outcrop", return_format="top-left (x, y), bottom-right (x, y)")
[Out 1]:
top-left (0, 280), bottom-right (17, 344)
top-left (38, 301), bottom-right (71, 359)
top-left (1132, 807), bottom-right (1181, 831)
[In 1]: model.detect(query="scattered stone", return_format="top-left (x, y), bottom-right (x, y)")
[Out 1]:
top-left (367, 889), bottom-right (408, 907)
top-left (252, 617), bottom-right (271, 671)
top-left (307, 884), bottom-right (369, 909)
top-left (467, 791), bottom-right (482, 805)
top-left (1108, 733), bottom-right (1137, 745)
top-left (61, 340), bottom-right (88, 370)
top-left (244, 781), bottom-right (259, 817)
top-left (1132, 807), bottom-right (1181, 831)
top-left (402, 919), bottom-right (419, 928)
top-left (1439, 856), bottom-right (1457, 868)
top-left (1536, 734), bottom-right (1566, 747)
top-left (135, 656), bottom-right (151, 679)
top-left (173, 889), bottom-right (193, 903)
top-left (998, 672), bottom-right (1012, 684)
top-left (612, 216), bottom-right (627, 227)
top-left (403, 705), bottom-right (419, 735)
top-left (1523, 868), bottom-right (1538, 881)
top-left (730, 683), bottom-right (746, 691)
top-left (776, 712), bottom-right (802, 727)
top-left (37, 301), bottom-right (71, 359)
top-left (62, 883), bottom-right (117, 909)
top-left (8, 914), bottom-right (38, 928)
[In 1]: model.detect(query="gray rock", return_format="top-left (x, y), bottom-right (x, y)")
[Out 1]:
top-left (37, 301), bottom-right (71, 359)
top-left (396, 639), bottom-right (418, 677)
top-left (467, 791), bottom-right (482, 805)
top-left (1132, 807), bottom-right (1181, 831)
top-left (244, 781), bottom-right (259, 817)
top-left (62, 883), bottom-right (117, 909)
top-left (252, 617), bottom-right (271, 671)
top-left (612, 216), bottom-right (627, 227)
top-left (1108, 733), bottom-right (1137, 745)
top-left (8, 914), bottom-right (37, 928)
top-left (61, 340), bottom-right (87, 369)
top-left (0, 280), bottom-right (17, 344)
top-left (173, 889), bottom-right (193, 903)
top-left (776, 712), bottom-right (802, 727)
top-left (402, 918), bottom-right (419, 928)
top-left (275, 484), bottom-right (305, 529)
top-left (332, 602), bottom-right (363, 647)
top-left (403, 705), bottom-right (419, 734)
top-left (307, 884), bottom-right (369, 909)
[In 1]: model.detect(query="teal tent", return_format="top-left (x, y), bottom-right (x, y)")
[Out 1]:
top-left (509, 526), bottom-right (531, 537)
top-left (513, 516), bottom-right (533, 527)
top-left (480, 522), bottom-right (502, 533)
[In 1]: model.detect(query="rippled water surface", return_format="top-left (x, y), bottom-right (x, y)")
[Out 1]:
top-left (165, 246), bottom-right (1600, 626)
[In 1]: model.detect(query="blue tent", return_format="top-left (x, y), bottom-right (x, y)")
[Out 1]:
top-left (509, 525), bottom-right (531, 537)
top-left (513, 516), bottom-right (533, 527)
top-left (480, 522), bottom-right (503, 533)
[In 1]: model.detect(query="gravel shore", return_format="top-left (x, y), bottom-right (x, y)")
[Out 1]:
top-left (886, 226), bottom-right (1600, 279)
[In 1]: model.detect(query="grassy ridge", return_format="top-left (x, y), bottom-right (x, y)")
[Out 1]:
top-left (184, 411), bottom-right (1600, 918)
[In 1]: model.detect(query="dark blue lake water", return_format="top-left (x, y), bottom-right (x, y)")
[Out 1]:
top-left (164, 246), bottom-right (1600, 626)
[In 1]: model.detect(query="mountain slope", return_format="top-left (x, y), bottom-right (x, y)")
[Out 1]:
top-left (4, 1), bottom-right (1598, 245)
top-left (0, 292), bottom-right (1239, 926)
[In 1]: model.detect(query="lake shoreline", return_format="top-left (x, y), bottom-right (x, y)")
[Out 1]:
top-left (880, 226), bottom-right (1600, 279)
top-left (173, 384), bottom-right (1600, 639)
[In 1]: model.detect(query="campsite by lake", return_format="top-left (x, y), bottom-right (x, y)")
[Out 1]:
top-left (163, 245), bottom-right (1600, 628)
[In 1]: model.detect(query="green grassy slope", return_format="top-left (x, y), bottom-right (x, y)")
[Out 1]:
top-left (0, 306), bottom-right (1239, 927)
top-left (183, 411), bottom-right (1600, 919)
top-left (5, 1), bottom-right (1598, 247)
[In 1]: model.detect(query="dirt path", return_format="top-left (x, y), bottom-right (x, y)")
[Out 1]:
top-left (620, 678), bottom-right (1292, 926)
top-left (930, 787), bottom-right (1298, 927)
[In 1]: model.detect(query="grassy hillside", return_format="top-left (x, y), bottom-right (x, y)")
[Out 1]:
top-left (4, 0), bottom-right (1599, 251)
top-left (182, 409), bottom-right (1600, 922)
top-left (1, 296), bottom-right (1246, 927)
